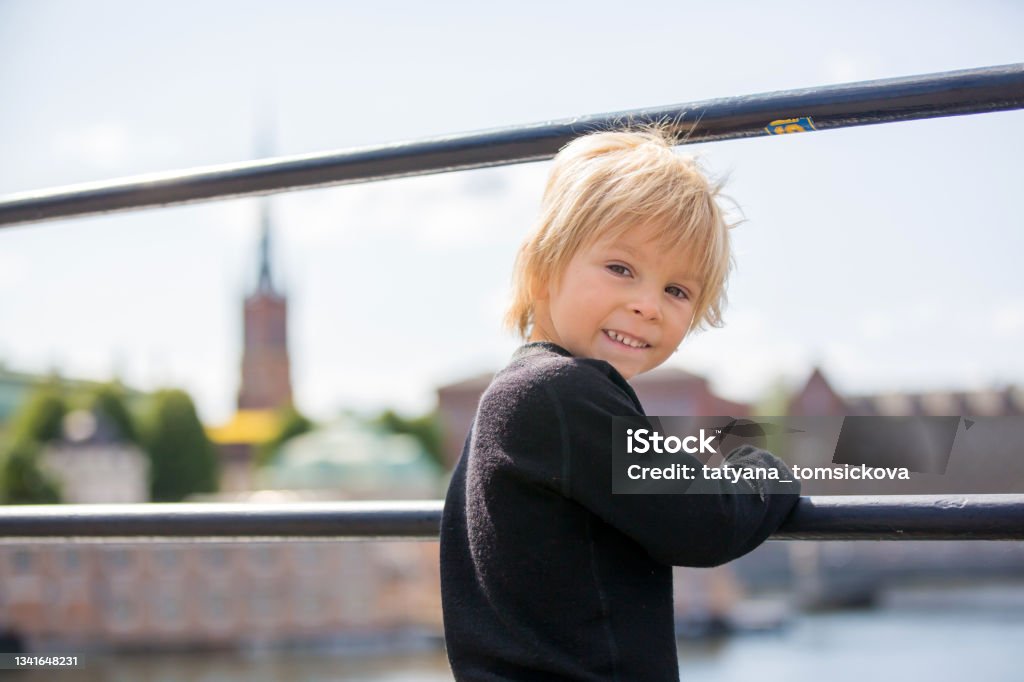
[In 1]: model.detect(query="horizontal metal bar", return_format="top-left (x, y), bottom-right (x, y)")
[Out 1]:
top-left (1, 63), bottom-right (1022, 229)
top-left (0, 500), bottom-right (443, 541)
top-left (0, 495), bottom-right (1021, 541)
top-left (772, 494), bottom-right (1024, 541)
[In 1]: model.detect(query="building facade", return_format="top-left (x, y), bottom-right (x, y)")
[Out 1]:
top-left (237, 200), bottom-right (292, 412)
top-left (40, 408), bottom-right (149, 504)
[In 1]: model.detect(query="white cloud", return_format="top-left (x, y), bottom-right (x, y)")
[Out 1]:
top-left (50, 123), bottom-right (176, 171)
top-left (992, 301), bottom-right (1024, 338)
top-left (857, 312), bottom-right (893, 340)
top-left (276, 185), bottom-right (368, 250)
top-left (911, 300), bottom-right (940, 325)
top-left (820, 52), bottom-right (873, 84)
top-left (205, 200), bottom-right (263, 249)
top-left (274, 162), bottom-right (547, 252)
top-left (0, 252), bottom-right (27, 287)
top-left (479, 285), bottom-right (513, 331)
top-left (822, 341), bottom-right (870, 376)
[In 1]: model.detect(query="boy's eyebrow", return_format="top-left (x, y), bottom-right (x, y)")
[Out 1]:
top-left (608, 242), bottom-right (703, 288)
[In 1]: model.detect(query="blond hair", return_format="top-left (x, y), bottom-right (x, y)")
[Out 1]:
top-left (504, 125), bottom-right (740, 340)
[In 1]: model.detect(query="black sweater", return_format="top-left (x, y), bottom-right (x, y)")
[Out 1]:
top-left (440, 342), bottom-right (801, 681)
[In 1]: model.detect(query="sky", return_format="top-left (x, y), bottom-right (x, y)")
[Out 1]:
top-left (0, 0), bottom-right (1022, 426)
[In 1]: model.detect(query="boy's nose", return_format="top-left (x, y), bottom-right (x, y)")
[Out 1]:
top-left (630, 294), bottom-right (662, 321)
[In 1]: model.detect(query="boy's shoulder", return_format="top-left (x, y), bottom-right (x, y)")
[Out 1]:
top-left (483, 342), bottom-right (643, 416)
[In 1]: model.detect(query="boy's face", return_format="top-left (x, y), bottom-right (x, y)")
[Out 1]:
top-left (529, 223), bottom-right (701, 380)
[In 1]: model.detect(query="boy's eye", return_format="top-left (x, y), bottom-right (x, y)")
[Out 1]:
top-left (607, 264), bottom-right (632, 276)
top-left (666, 285), bottom-right (690, 300)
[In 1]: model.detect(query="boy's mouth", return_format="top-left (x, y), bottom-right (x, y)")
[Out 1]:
top-left (603, 329), bottom-right (651, 349)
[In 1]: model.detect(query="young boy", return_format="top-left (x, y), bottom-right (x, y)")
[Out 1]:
top-left (439, 127), bottom-right (801, 681)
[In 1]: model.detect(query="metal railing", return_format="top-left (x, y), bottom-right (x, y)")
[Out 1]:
top-left (1, 63), bottom-right (1022, 229)
top-left (2, 64), bottom-right (1024, 541)
top-left (0, 496), bottom-right (1022, 541)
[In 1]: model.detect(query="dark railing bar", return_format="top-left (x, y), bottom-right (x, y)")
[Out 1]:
top-left (0, 500), bottom-right (442, 541)
top-left (1, 63), bottom-right (1022, 229)
top-left (0, 495), bottom-right (1021, 541)
top-left (772, 494), bottom-right (1024, 541)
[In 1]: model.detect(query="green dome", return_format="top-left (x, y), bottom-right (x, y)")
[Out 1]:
top-left (259, 415), bottom-right (442, 497)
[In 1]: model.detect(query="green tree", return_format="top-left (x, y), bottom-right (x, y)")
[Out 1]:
top-left (9, 384), bottom-right (68, 444)
top-left (257, 404), bottom-right (315, 467)
top-left (0, 438), bottom-right (61, 504)
top-left (144, 389), bottom-right (219, 502)
top-left (89, 382), bottom-right (140, 444)
top-left (372, 408), bottom-right (445, 470)
top-left (0, 384), bottom-right (68, 504)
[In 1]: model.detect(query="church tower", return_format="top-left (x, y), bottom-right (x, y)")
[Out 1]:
top-left (237, 200), bottom-right (293, 410)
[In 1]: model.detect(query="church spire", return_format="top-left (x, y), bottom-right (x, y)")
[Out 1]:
top-left (234, 102), bottom-right (293, 423)
top-left (257, 199), bottom-right (276, 294)
top-left (254, 112), bottom-right (279, 296)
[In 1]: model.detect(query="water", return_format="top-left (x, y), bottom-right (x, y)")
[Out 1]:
top-left (677, 591), bottom-right (1024, 681)
top-left (12, 584), bottom-right (1023, 681)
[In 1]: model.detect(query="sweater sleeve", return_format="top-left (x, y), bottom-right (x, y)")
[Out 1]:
top-left (546, 361), bottom-right (802, 568)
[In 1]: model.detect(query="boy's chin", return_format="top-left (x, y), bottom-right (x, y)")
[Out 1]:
top-left (608, 361), bottom-right (642, 381)
top-left (613, 358), bottom-right (668, 381)
top-left (594, 347), bottom-right (666, 379)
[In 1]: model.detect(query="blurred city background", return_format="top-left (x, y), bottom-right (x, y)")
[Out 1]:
top-left (1, 1), bottom-right (1022, 680)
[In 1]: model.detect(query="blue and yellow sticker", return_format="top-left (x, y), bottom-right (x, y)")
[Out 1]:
top-left (765, 117), bottom-right (817, 135)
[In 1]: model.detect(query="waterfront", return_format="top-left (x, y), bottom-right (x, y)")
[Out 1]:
top-left (9, 583), bottom-right (1023, 681)
top-left (675, 583), bottom-right (1024, 681)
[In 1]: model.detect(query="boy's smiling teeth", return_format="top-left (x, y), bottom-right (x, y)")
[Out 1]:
top-left (603, 329), bottom-right (650, 349)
